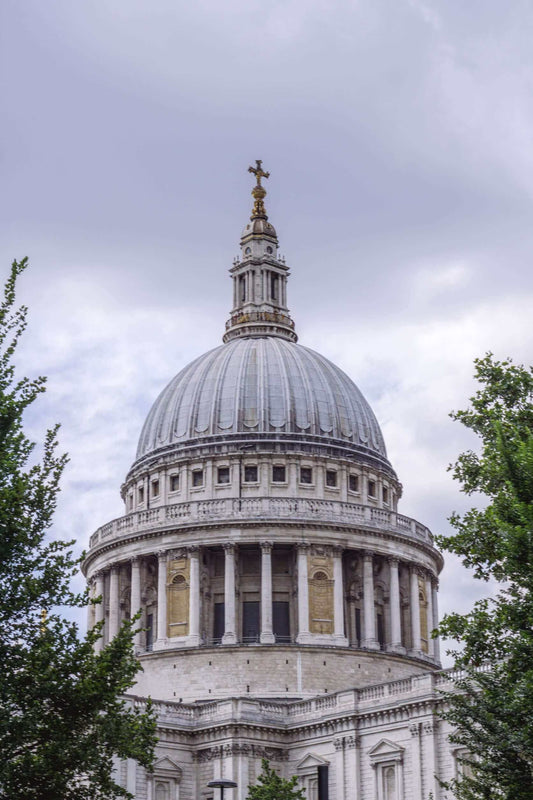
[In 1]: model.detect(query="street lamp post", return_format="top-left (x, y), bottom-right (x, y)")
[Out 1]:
top-left (208, 778), bottom-right (238, 800)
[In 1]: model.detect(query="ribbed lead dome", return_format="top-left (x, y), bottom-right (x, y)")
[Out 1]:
top-left (136, 337), bottom-right (388, 464)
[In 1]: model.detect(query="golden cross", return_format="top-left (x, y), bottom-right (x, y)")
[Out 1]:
top-left (248, 159), bottom-right (270, 187)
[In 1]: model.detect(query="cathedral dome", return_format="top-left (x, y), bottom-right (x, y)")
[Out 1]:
top-left (135, 336), bottom-right (389, 467)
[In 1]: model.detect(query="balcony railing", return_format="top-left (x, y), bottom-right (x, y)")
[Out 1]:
top-left (89, 496), bottom-right (434, 549)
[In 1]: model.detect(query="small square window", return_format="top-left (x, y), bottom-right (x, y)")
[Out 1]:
top-left (244, 465), bottom-right (258, 483)
top-left (383, 486), bottom-right (389, 505)
top-left (348, 474), bottom-right (359, 492)
top-left (169, 474), bottom-right (179, 492)
top-left (300, 466), bottom-right (313, 484)
top-left (368, 479), bottom-right (376, 498)
top-left (138, 486), bottom-right (144, 503)
top-left (192, 469), bottom-right (204, 488)
top-left (151, 479), bottom-right (159, 498)
top-left (272, 465), bottom-right (286, 483)
top-left (326, 470), bottom-right (337, 488)
top-left (217, 466), bottom-right (230, 484)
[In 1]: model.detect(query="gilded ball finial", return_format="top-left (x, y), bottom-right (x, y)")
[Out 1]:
top-left (248, 160), bottom-right (270, 218)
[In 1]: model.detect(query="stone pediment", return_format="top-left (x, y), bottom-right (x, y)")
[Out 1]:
top-left (368, 739), bottom-right (404, 764)
top-left (154, 756), bottom-right (183, 779)
top-left (297, 753), bottom-right (330, 771)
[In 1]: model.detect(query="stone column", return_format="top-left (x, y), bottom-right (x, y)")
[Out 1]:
top-left (333, 546), bottom-right (348, 645)
top-left (422, 718), bottom-right (438, 799)
top-left (409, 722), bottom-right (422, 800)
top-left (222, 544), bottom-right (237, 645)
top-left (296, 543), bottom-right (310, 643)
top-left (432, 577), bottom-right (441, 663)
top-left (334, 738), bottom-right (345, 800)
top-left (188, 546), bottom-right (201, 645)
top-left (156, 551), bottom-right (168, 647)
top-left (387, 557), bottom-right (403, 653)
top-left (130, 556), bottom-right (142, 651)
top-left (425, 572), bottom-right (434, 658)
top-left (410, 565), bottom-right (422, 654)
top-left (362, 552), bottom-right (379, 649)
top-left (94, 571), bottom-right (105, 653)
top-left (108, 565), bottom-right (120, 640)
top-left (86, 580), bottom-right (95, 631)
top-left (260, 541), bottom-right (275, 643)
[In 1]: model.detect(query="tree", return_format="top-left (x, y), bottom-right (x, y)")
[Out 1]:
top-left (0, 259), bottom-right (157, 800)
top-left (247, 759), bottom-right (306, 800)
top-left (436, 353), bottom-right (533, 799)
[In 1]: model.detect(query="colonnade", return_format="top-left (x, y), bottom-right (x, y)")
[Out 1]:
top-left (89, 543), bottom-right (440, 662)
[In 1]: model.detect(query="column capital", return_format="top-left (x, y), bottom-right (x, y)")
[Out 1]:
top-left (93, 569), bottom-right (105, 580)
top-left (260, 541), bottom-right (273, 553)
top-left (332, 545), bottom-right (344, 557)
top-left (431, 574), bottom-right (439, 590)
top-left (130, 555), bottom-right (140, 566)
top-left (362, 550), bottom-right (373, 563)
top-left (296, 541), bottom-right (310, 553)
top-left (223, 542), bottom-right (236, 553)
top-left (110, 564), bottom-right (119, 574)
top-left (387, 555), bottom-right (400, 567)
top-left (187, 545), bottom-right (200, 556)
top-left (157, 549), bottom-right (168, 562)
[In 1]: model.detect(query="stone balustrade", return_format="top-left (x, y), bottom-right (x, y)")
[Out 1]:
top-left (89, 497), bottom-right (433, 549)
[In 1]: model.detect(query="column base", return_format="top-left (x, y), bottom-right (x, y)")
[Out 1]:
top-left (362, 639), bottom-right (381, 651)
top-left (409, 648), bottom-right (424, 658)
top-left (387, 643), bottom-right (406, 655)
top-left (296, 631), bottom-right (312, 644)
top-left (260, 632), bottom-right (275, 644)
top-left (153, 638), bottom-right (168, 651)
top-left (332, 635), bottom-right (349, 647)
top-left (222, 632), bottom-right (237, 645)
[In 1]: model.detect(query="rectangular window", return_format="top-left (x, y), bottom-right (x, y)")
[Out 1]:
top-left (368, 479), bottom-right (376, 498)
top-left (244, 465), bottom-right (258, 483)
top-left (192, 469), bottom-right (204, 488)
top-left (348, 474), bottom-right (359, 493)
top-left (128, 493), bottom-right (133, 510)
top-left (151, 479), bottom-right (159, 498)
top-left (213, 602), bottom-right (225, 641)
top-left (217, 466), bottom-right (230, 484)
top-left (138, 486), bottom-right (144, 504)
top-left (273, 601), bottom-right (291, 642)
top-left (272, 465), bottom-right (286, 483)
top-left (383, 486), bottom-right (389, 505)
top-left (300, 466), bottom-right (313, 484)
top-left (239, 275), bottom-right (246, 303)
top-left (169, 474), bottom-right (179, 492)
top-left (271, 273), bottom-right (279, 302)
top-left (325, 470), bottom-right (337, 488)
top-left (242, 601), bottom-right (260, 642)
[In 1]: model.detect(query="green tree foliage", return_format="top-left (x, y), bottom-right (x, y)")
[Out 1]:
top-left (247, 760), bottom-right (306, 800)
top-left (0, 259), bottom-right (157, 800)
top-left (436, 353), bottom-right (533, 799)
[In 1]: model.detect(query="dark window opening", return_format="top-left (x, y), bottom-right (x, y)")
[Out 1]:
top-left (272, 465), bottom-right (286, 483)
top-left (146, 613), bottom-right (154, 651)
top-left (326, 470), bottom-right (337, 487)
top-left (242, 601), bottom-right (260, 642)
top-left (383, 486), bottom-right (389, 504)
top-left (217, 466), bottom-right (230, 484)
top-left (355, 607), bottom-right (361, 644)
top-left (270, 273), bottom-right (279, 303)
top-left (192, 469), bottom-right (204, 487)
top-left (151, 479), bottom-right (159, 498)
top-left (170, 474), bottom-right (179, 492)
top-left (138, 486), bottom-right (144, 504)
top-left (368, 479), bottom-right (376, 498)
top-left (318, 765), bottom-right (329, 800)
top-left (300, 466), bottom-right (313, 484)
top-left (349, 474), bottom-right (358, 492)
top-left (377, 612), bottom-right (385, 648)
top-left (239, 275), bottom-right (246, 303)
top-left (244, 465), bottom-right (258, 483)
top-left (273, 601), bottom-right (291, 642)
top-left (213, 602), bottom-right (225, 642)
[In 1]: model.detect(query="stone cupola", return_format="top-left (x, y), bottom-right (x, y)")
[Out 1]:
top-left (223, 160), bottom-right (297, 343)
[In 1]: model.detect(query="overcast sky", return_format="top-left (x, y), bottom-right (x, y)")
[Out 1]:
top-left (1, 0), bottom-right (532, 663)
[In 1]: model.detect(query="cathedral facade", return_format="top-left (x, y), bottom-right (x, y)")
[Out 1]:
top-left (83, 165), bottom-right (461, 800)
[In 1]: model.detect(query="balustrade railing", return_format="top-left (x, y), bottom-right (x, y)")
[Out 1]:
top-left (89, 497), bottom-right (433, 548)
